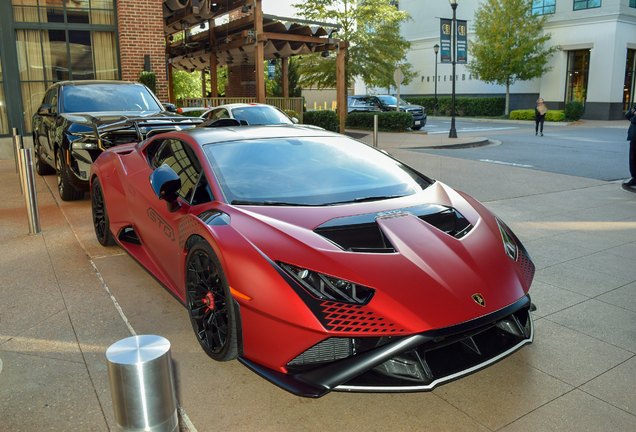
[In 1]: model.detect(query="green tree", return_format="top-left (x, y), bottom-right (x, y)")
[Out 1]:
top-left (467, 0), bottom-right (559, 115)
top-left (291, 0), bottom-right (414, 94)
top-left (173, 70), bottom-right (202, 101)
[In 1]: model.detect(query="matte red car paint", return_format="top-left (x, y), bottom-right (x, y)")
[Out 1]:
top-left (90, 127), bottom-right (533, 385)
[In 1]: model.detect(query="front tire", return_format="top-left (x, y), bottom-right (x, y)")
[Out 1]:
top-left (56, 147), bottom-right (84, 201)
top-left (91, 178), bottom-right (116, 246)
top-left (185, 240), bottom-right (238, 362)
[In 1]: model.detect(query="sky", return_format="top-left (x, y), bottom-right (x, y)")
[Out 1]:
top-left (261, 0), bottom-right (298, 18)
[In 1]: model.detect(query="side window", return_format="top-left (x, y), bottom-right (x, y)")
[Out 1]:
top-left (151, 139), bottom-right (201, 202)
top-left (212, 108), bottom-right (229, 120)
top-left (191, 173), bottom-right (214, 205)
top-left (50, 90), bottom-right (58, 115)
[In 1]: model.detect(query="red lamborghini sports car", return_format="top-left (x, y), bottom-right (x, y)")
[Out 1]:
top-left (90, 122), bottom-right (535, 398)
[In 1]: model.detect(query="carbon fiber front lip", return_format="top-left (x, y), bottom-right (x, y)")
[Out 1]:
top-left (239, 295), bottom-right (532, 398)
top-left (335, 313), bottom-right (534, 393)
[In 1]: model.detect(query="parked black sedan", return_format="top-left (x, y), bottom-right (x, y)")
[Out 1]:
top-left (32, 80), bottom-right (200, 201)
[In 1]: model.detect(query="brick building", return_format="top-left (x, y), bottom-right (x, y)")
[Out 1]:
top-left (0, 0), bottom-right (168, 138)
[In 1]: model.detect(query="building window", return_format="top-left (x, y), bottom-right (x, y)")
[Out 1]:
top-left (630, 0), bottom-right (636, 8)
top-left (532, 0), bottom-right (556, 15)
top-left (565, 50), bottom-right (590, 106)
top-left (11, 0), bottom-right (118, 132)
top-left (625, 49), bottom-right (635, 113)
top-left (0, 55), bottom-right (7, 135)
top-left (574, 0), bottom-right (601, 10)
top-left (12, 0), bottom-right (115, 25)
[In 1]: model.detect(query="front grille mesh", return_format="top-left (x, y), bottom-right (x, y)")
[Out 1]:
top-left (288, 338), bottom-right (353, 366)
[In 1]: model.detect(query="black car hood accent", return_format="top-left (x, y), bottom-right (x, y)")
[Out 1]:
top-left (313, 204), bottom-right (473, 252)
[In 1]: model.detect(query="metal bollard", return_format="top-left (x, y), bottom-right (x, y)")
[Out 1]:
top-left (16, 137), bottom-right (26, 196)
top-left (13, 133), bottom-right (24, 180)
top-left (373, 115), bottom-right (378, 148)
top-left (106, 335), bottom-right (178, 432)
top-left (18, 149), bottom-right (42, 234)
top-left (12, 128), bottom-right (20, 173)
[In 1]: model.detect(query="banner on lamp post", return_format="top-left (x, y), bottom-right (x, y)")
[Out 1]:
top-left (456, 20), bottom-right (468, 64)
top-left (440, 18), bottom-right (452, 63)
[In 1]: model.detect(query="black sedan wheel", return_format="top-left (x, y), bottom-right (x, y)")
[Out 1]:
top-left (186, 240), bottom-right (238, 362)
top-left (56, 148), bottom-right (84, 201)
top-left (34, 136), bottom-right (55, 176)
top-left (91, 178), bottom-right (116, 246)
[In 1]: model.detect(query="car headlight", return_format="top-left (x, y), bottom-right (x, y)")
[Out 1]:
top-left (71, 140), bottom-right (98, 150)
top-left (496, 219), bottom-right (518, 260)
top-left (279, 262), bottom-right (375, 305)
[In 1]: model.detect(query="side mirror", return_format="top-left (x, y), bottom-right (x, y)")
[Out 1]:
top-left (291, 117), bottom-right (299, 124)
top-left (150, 164), bottom-right (181, 212)
top-left (163, 103), bottom-right (178, 113)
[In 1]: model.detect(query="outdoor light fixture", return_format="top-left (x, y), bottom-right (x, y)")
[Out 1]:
top-left (448, 0), bottom-right (459, 138)
top-left (433, 44), bottom-right (439, 115)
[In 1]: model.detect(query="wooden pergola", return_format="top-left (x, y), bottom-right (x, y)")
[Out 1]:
top-left (163, 0), bottom-right (348, 133)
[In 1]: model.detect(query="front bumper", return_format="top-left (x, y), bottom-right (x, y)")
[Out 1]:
top-left (239, 295), bottom-right (533, 397)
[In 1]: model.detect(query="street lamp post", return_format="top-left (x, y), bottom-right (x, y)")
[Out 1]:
top-left (449, 0), bottom-right (458, 138)
top-left (433, 44), bottom-right (439, 116)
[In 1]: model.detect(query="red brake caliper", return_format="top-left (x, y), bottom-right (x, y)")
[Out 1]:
top-left (203, 292), bottom-right (215, 312)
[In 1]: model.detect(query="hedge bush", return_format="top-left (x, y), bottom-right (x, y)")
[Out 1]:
top-left (303, 110), bottom-right (339, 132)
top-left (138, 71), bottom-right (156, 94)
top-left (509, 109), bottom-right (535, 120)
top-left (509, 109), bottom-right (565, 122)
top-left (179, 110), bottom-right (205, 117)
top-left (283, 109), bottom-right (300, 121)
top-left (564, 101), bottom-right (584, 121)
top-left (403, 96), bottom-right (505, 117)
top-left (345, 111), bottom-right (414, 131)
top-left (546, 111), bottom-right (565, 122)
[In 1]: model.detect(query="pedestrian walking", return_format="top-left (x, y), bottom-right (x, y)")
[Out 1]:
top-left (535, 98), bottom-right (547, 136)
top-left (624, 104), bottom-right (636, 189)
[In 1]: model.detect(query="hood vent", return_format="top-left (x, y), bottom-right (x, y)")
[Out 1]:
top-left (314, 205), bottom-right (472, 253)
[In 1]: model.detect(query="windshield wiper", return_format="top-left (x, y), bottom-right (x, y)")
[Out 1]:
top-left (231, 200), bottom-right (318, 206)
top-left (327, 194), bottom-right (407, 206)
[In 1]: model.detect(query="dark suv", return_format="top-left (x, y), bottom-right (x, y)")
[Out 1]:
top-left (348, 95), bottom-right (426, 130)
top-left (32, 80), bottom-right (199, 201)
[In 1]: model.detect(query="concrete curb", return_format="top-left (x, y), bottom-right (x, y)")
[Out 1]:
top-left (404, 138), bottom-right (500, 150)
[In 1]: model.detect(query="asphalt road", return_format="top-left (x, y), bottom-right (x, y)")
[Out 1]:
top-left (416, 119), bottom-right (630, 182)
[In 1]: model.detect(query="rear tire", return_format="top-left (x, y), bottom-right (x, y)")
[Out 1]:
top-left (91, 178), bottom-right (116, 246)
top-left (56, 147), bottom-right (84, 201)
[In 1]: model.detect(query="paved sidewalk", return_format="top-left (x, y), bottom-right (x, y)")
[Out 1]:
top-left (1, 128), bottom-right (636, 431)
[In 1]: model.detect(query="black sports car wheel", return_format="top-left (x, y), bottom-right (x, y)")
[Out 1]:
top-left (91, 178), bottom-right (116, 246)
top-left (186, 240), bottom-right (238, 362)
top-left (56, 148), bottom-right (84, 201)
top-left (34, 136), bottom-right (55, 176)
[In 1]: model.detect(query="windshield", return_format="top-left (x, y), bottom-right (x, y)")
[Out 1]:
top-left (231, 106), bottom-right (293, 125)
top-left (376, 96), bottom-right (410, 106)
top-left (203, 137), bottom-right (431, 206)
top-left (62, 84), bottom-right (163, 113)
